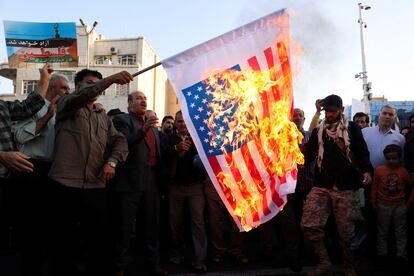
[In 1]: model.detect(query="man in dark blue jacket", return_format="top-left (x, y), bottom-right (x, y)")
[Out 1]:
top-left (111, 91), bottom-right (166, 276)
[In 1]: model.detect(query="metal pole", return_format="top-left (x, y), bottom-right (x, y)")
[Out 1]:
top-left (79, 20), bottom-right (98, 69)
top-left (132, 62), bottom-right (162, 77)
top-left (152, 55), bottom-right (157, 111)
top-left (358, 3), bottom-right (371, 117)
top-left (86, 30), bottom-right (90, 69)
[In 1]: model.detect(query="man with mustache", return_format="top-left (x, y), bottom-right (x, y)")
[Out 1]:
top-left (111, 91), bottom-right (167, 276)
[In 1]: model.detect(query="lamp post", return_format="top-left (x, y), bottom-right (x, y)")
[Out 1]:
top-left (356, 3), bottom-right (372, 117)
top-left (79, 19), bottom-right (98, 69)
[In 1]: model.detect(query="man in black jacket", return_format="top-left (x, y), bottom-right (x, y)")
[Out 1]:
top-left (301, 95), bottom-right (372, 276)
top-left (162, 110), bottom-right (208, 273)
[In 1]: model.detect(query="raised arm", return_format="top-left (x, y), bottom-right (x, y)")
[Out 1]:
top-left (308, 99), bottom-right (322, 132)
top-left (36, 63), bottom-right (52, 98)
top-left (56, 71), bottom-right (133, 121)
top-left (7, 65), bottom-right (51, 121)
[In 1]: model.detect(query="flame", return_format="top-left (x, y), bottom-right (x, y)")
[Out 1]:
top-left (204, 42), bottom-right (304, 231)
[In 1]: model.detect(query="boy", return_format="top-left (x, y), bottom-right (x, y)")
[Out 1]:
top-left (371, 144), bottom-right (413, 260)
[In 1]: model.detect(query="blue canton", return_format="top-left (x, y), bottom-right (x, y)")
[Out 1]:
top-left (182, 65), bottom-right (243, 158)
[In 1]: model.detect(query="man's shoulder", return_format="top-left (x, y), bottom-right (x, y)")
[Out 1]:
top-left (96, 109), bottom-right (112, 121)
top-left (384, 129), bottom-right (405, 145)
top-left (347, 121), bottom-right (359, 132)
top-left (391, 130), bottom-right (405, 140)
top-left (361, 126), bottom-right (376, 133)
top-left (113, 113), bottom-right (132, 123)
top-left (361, 126), bottom-right (378, 138)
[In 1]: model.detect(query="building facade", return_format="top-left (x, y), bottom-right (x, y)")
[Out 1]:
top-left (0, 25), bottom-right (179, 118)
top-left (345, 97), bottom-right (414, 128)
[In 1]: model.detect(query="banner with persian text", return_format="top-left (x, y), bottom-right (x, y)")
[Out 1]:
top-left (3, 21), bottom-right (78, 68)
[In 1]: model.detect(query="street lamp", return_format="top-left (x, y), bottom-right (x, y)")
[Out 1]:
top-left (79, 19), bottom-right (98, 69)
top-left (355, 3), bottom-right (372, 118)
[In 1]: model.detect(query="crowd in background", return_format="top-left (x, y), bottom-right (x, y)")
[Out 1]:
top-left (0, 65), bottom-right (414, 276)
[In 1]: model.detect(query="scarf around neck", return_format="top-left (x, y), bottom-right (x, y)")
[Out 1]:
top-left (317, 116), bottom-right (351, 170)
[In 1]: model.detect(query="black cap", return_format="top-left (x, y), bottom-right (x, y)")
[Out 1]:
top-left (322, 94), bottom-right (342, 111)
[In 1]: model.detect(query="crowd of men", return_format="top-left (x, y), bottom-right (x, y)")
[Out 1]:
top-left (1, 65), bottom-right (414, 276)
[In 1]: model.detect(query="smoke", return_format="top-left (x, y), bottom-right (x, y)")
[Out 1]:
top-left (237, 0), bottom-right (351, 127)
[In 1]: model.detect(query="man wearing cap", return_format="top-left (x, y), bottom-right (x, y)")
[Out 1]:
top-left (301, 94), bottom-right (373, 276)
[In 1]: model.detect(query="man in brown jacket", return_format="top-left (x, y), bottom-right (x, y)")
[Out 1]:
top-left (49, 69), bottom-right (132, 276)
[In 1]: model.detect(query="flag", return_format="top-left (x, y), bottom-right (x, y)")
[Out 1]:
top-left (163, 9), bottom-right (302, 231)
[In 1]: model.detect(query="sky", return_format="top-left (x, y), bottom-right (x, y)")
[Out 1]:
top-left (0, 0), bottom-right (413, 128)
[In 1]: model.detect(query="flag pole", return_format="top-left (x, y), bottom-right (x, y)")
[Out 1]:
top-left (132, 62), bottom-right (162, 78)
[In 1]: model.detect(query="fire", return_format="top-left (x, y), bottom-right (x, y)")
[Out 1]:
top-left (204, 43), bottom-right (304, 231)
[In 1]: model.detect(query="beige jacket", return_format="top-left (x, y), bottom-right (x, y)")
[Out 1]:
top-left (49, 80), bottom-right (128, 189)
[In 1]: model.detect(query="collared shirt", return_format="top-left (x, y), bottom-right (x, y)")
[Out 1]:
top-left (14, 99), bottom-right (55, 162)
top-left (0, 92), bottom-right (45, 177)
top-left (362, 126), bottom-right (405, 169)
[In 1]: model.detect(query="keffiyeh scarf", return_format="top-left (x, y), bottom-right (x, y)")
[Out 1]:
top-left (317, 116), bottom-right (351, 170)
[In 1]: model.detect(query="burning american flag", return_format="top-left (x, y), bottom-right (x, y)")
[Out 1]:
top-left (163, 9), bottom-right (304, 231)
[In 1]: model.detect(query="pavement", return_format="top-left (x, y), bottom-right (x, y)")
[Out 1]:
top-left (1, 229), bottom-right (412, 276)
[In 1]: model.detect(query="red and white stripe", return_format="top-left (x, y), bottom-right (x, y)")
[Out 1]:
top-left (207, 43), bottom-right (297, 231)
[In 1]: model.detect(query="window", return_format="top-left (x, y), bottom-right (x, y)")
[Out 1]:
top-left (116, 84), bottom-right (130, 97)
top-left (22, 80), bottom-right (38, 94)
top-left (118, 55), bottom-right (136, 65)
top-left (95, 56), bottom-right (112, 65)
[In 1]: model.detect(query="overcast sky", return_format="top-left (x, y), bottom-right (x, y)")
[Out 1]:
top-left (1, 0), bottom-right (412, 127)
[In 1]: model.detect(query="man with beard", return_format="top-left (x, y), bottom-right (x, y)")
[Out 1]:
top-left (162, 110), bottom-right (207, 273)
top-left (161, 115), bottom-right (174, 135)
top-left (353, 112), bottom-right (370, 129)
top-left (301, 94), bottom-right (373, 276)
